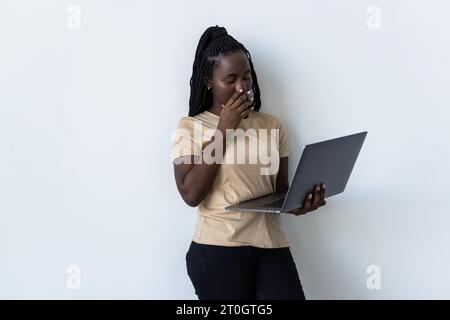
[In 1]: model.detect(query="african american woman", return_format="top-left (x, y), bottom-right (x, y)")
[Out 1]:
top-left (172, 25), bottom-right (326, 300)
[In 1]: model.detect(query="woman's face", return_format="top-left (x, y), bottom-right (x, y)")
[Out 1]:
top-left (207, 50), bottom-right (253, 106)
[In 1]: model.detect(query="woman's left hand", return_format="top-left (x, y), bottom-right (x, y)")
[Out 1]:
top-left (287, 183), bottom-right (326, 216)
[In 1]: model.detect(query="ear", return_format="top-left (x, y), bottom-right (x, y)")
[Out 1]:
top-left (206, 78), bottom-right (212, 90)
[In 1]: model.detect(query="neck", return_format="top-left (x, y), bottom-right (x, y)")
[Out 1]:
top-left (207, 101), bottom-right (222, 117)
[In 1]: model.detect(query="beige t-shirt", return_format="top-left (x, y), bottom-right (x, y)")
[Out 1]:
top-left (171, 109), bottom-right (290, 248)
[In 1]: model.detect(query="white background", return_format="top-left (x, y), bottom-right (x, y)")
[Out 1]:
top-left (1, 0), bottom-right (449, 299)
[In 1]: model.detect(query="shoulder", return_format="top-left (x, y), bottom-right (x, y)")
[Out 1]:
top-left (252, 111), bottom-right (284, 128)
top-left (176, 111), bottom-right (215, 127)
top-left (176, 116), bottom-right (193, 128)
top-left (175, 115), bottom-right (203, 130)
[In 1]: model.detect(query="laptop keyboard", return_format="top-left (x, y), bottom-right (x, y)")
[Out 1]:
top-left (259, 198), bottom-right (285, 208)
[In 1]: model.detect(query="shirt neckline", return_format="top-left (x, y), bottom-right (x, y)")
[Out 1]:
top-left (204, 110), bottom-right (220, 118)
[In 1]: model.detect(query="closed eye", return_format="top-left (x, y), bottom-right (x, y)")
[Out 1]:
top-left (226, 77), bottom-right (252, 84)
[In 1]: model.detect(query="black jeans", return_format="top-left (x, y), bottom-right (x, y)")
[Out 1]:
top-left (185, 241), bottom-right (306, 300)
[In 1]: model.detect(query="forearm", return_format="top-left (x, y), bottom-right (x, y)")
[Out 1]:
top-left (275, 157), bottom-right (289, 193)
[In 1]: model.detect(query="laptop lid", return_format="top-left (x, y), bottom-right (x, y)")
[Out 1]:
top-left (280, 131), bottom-right (367, 212)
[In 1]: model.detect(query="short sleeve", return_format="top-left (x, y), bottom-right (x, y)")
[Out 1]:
top-left (278, 119), bottom-right (289, 158)
top-left (171, 117), bottom-right (202, 163)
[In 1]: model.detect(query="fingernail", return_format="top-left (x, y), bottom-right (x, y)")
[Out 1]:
top-left (308, 194), bottom-right (312, 199)
top-left (239, 89), bottom-right (243, 93)
top-left (323, 184), bottom-right (326, 189)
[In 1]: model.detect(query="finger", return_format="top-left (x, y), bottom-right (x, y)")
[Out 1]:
top-left (230, 92), bottom-right (250, 110)
top-left (321, 183), bottom-right (326, 202)
top-left (233, 96), bottom-right (250, 112)
top-left (294, 193), bottom-right (318, 215)
top-left (317, 184), bottom-right (326, 208)
top-left (240, 108), bottom-right (250, 118)
top-left (304, 193), bottom-right (313, 210)
top-left (246, 89), bottom-right (255, 103)
top-left (238, 101), bottom-right (252, 115)
top-left (223, 89), bottom-right (245, 108)
top-left (312, 184), bottom-right (321, 206)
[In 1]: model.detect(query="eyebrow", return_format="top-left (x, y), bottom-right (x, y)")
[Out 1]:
top-left (224, 69), bottom-right (251, 77)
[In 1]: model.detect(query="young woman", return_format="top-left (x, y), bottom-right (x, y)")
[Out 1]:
top-left (172, 25), bottom-right (326, 300)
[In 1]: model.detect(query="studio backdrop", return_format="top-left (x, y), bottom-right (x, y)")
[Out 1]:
top-left (1, 0), bottom-right (449, 299)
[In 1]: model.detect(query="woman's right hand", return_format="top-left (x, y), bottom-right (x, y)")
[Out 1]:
top-left (217, 89), bottom-right (252, 132)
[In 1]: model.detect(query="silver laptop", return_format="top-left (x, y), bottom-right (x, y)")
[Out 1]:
top-left (225, 131), bottom-right (368, 214)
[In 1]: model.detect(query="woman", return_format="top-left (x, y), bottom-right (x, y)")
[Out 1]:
top-left (172, 25), bottom-right (326, 300)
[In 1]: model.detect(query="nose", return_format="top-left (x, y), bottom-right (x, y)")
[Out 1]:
top-left (236, 84), bottom-right (250, 93)
top-left (235, 78), bottom-right (250, 93)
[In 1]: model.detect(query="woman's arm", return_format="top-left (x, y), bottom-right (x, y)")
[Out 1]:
top-left (174, 91), bottom-right (253, 207)
top-left (276, 157), bottom-right (289, 193)
top-left (173, 130), bottom-right (227, 207)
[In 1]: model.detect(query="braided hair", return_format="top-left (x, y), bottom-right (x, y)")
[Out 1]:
top-left (188, 25), bottom-right (262, 117)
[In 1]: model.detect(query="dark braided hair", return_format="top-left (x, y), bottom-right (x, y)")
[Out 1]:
top-left (188, 25), bottom-right (262, 117)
